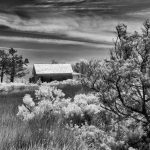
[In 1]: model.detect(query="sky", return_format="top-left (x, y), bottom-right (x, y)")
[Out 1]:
top-left (0, 0), bottom-right (150, 67)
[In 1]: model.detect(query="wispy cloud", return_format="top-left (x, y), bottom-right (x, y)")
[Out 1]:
top-left (0, 0), bottom-right (150, 64)
top-left (0, 12), bottom-right (115, 45)
top-left (0, 35), bottom-right (113, 49)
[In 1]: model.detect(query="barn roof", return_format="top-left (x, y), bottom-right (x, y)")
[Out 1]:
top-left (33, 64), bottom-right (73, 75)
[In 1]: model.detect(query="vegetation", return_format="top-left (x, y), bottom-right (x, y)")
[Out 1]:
top-left (0, 80), bottom-right (88, 150)
top-left (50, 59), bottom-right (59, 64)
top-left (2, 20), bottom-right (150, 150)
top-left (0, 50), bottom-right (9, 82)
top-left (0, 48), bottom-right (29, 83)
top-left (81, 19), bottom-right (150, 149)
top-left (73, 59), bottom-right (89, 76)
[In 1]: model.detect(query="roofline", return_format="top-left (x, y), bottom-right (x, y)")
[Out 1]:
top-left (33, 64), bottom-right (73, 74)
top-left (36, 73), bottom-right (73, 75)
top-left (33, 64), bottom-right (72, 65)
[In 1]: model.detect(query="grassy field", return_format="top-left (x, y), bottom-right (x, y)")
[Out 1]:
top-left (0, 82), bottom-right (139, 150)
top-left (0, 83), bottom-right (86, 150)
top-left (0, 92), bottom-right (34, 150)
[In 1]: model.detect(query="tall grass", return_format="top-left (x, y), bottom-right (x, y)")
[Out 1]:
top-left (0, 101), bottom-right (85, 150)
top-left (0, 94), bottom-right (31, 150)
top-left (0, 83), bottom-right (87, 150)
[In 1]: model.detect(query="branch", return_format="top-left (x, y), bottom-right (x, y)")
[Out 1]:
top-left (116, 77), bottom-right (143, 114)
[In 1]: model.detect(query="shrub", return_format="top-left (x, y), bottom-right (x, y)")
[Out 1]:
top-left (17, 85), bottom-right (101, 125)
top-left (16, 84), bottom-right (107, 149)
top-left (66, 123), bottom-right (118, 150)
top-left (16, 80), bottom-right (145, 149)
top-left (42, 79), bottom-right (83, 98)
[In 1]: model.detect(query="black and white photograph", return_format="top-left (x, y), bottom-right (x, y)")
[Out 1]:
top-left (0, 0), bottom-right (150, 149)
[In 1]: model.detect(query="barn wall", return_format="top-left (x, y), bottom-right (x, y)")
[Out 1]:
top-left (33, 73), bottom-right (73, 83)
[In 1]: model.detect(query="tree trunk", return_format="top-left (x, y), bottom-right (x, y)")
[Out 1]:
top-left (10, 73), bottom-right (14, 82)
top-left (1, 66), bottom-right (4, 83)
top-left (1, 71), bottom-right (4, 83)
top-left (10, 67), bottom-right (15, 82)
top-left (10, 58), bottom-right (15, 83)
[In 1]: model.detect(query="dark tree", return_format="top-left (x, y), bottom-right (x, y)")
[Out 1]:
top-left (50, 59), bottom-right (59, 64)
top-left (73, 59), bottom-right (89, 76)
top-left (7, 48), bottom-right (29, 82)
top-left (0, 50), bottom-right (9, 82)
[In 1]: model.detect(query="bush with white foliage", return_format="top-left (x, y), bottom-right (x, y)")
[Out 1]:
top-left (17, 85), bottom-right (100, 125)
top-left (17, 84), bottom-right (107, 149)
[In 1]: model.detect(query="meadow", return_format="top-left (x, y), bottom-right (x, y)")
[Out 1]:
top-left (0, 80), bottom-right (143, 150)
top-left (0, 91), bottom-right (36, 150)
top-left (0, 80), bottom-right (87, 150)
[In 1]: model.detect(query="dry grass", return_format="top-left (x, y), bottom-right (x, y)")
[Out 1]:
top-left (0, 94), bottom-right (32, 150)
top-left (0, 84), bottom-right (87, 150)
top-left (0, 83), bottom-right (38, 95)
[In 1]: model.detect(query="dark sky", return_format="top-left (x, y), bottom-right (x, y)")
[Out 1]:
top-left (0, 0), bottom-right (150, 66)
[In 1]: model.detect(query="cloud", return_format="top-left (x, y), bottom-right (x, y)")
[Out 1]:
top-left (126, 8), bottom-right (150, 20)
top-left (2, 0), bottom-right (150, 19)
top-left (0, 35), bottom-right (113, 49)
top-left (0, 12), bottom-right (116, 45)
top-left (19, 0), bottom-right (150, 17)
top-left (0, 0), bottom-right (150, 65)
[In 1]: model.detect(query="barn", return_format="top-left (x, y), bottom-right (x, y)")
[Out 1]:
top-left (30, 64), bottom-right (74, 83)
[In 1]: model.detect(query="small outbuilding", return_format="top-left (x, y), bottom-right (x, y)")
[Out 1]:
top-left (30, 64), bottom-right (74, 83)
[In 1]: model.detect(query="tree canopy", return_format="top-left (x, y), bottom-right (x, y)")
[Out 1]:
top-left (0, 48), bottom-right (29, 82)
top-left (81, 20), bottom-right (150, 145)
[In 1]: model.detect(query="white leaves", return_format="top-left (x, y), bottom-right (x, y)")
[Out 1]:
top-left (35, 85), bottom-right (65, 101)
top-left (74, 94), bottom-right (99, 105)
top-left (73, 94), bottom-right (100, 116)
top-left (34, 100), bottom-right (53, 115)
top-left (67, 123), bottom-right (114, 150)
top-left (23, 94), bottom-right (35, 107)
top-left (84, 104), bottom-right (100, 115)
top-left (17, 105), bottom-right (34, 121)
top-left (63, 103), bottom-right (83, 118)
top-left (17, 84), bottom-right (101, 122)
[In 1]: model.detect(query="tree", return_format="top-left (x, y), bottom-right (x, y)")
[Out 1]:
top-left (0, 49), bottom-right (9, 82)
top-left (73, 59), bottom-right (88, 76)
top-left (73, 59), bottom-right (105, 91)
top-left (73, 59), bottom-right (102, 78)
top-left (6, 48), bottom-right (29, 82)
top-left (50, 59), bottom-right (58, 64)
top-left (82, 20), bottom-right (150, 143)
